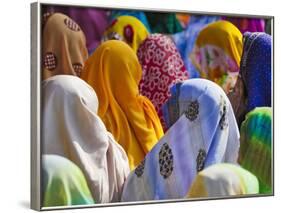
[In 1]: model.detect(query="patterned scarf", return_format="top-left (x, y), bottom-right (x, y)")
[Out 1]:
top-left (137, 34), bottom-right (188, 130)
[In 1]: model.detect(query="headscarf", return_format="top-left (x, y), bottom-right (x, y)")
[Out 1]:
top-left (42, 75), bottom-right (130, 203)
top-left (222, 17), bottom-right (265, 34)
top-left (172, 15), bottom-right (221, 78)
top-left (42, 155), bottom-right (94, 207)
top-left (187, 163), bottom-right (259, 198)
top-left (42, 13), bottom-right (88, 80)
top-left (137, 34), bottom-right (189, 131)
top-left (81, 40), bottom-right (164, 170)
top-left (121, 79), bottom-right (240, 201)
top-left (228, 32), bottom-right (272, 127)
top-left (42, 5), bottom-right (109, 53)
top-left (190, 20), bottom-right (243, 94)
top-left (239, 107), bottom-right (272, 194)
top-left (102, 15), bottom-right (149, 53)
top-left (110, 10), bottom-right (151, 32)
top-left (145, 12), bottom-right (183, 34)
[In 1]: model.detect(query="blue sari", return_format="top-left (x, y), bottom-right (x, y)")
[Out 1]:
top-left (121, 79), bottom-right (240, 201)
top-left (240, 32), bottom-right (272, 111)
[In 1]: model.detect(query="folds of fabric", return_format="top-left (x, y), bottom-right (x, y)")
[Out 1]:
top-left (42, 75), bottom-right (130, 203)
top-left (42, 6), bottom-right (109, 53)
top-left (187, 163), bottom-right (259, 198)
top-left (228, 32), bottom-right (272, 127)
top-left (42, 154), bottom-right (94, 207)
top-left (122, 79), bottom-right (240, 201)
top-left (102, 16), bottom-right (149, 53)
top-left (110, 10), bottom-right (151, 32)
top-left (42, 13), bottom-right (88, 80)
top-left (145, 12), bottom-right (183, 34)
top-left (137, 34), bottom-right (189, 131)
top-left (222, 17), bottom-right (265, 34)
top-left (81, 40), bottom-right (164, 170)
top-left (190, 20), bottom-right (243, 94)
top-left (172, 15), bottom-right (220, 78)
top-left (239, 107), bottom-right (272, 194)
top-left (240, 32), bottom-right (272, 112)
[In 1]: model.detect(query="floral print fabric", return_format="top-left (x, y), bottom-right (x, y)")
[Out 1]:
top-left (138, 34), bottom-right (188, 130)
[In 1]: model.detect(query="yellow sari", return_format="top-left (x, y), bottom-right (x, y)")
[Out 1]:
top-left (81, 40), bottom-right (163, 170)
top-left (102, 15), bottom-right (149, 53)
top-left (190, 20), bottom-right (243, 94)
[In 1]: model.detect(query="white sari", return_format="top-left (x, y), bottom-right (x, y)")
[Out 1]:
top-left (42, 75), bottom-right (130, 203)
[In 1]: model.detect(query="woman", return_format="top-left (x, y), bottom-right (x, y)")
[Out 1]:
top-left (102, 15), bottom-right (149, 53)
top-left (42, 155), bottom-right (94, 207)
top-left (42, 6), bottom-right (109, 54)
top-left (172, 15), bottom-right (220, 78)
top-left (42, 75), bottom-right (130, 203)
top-left (42, 13), bottom-right (88, 80)
top-left (239, 107), bottom-right (272, 194)
top-left (137, 34), bottom-right (189, 130)
top-left (190, 20), bottom-right (243, 94)
top-left (187, 163), bottom-right (259, 198)
top-left (228, 32), bottom-right (272, 127)
top-left (121, 79), bottom-right (240, 201)
top-left (81, 40), bottom-right (164, 170)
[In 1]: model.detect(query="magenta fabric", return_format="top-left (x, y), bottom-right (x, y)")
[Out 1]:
top-left (222, 17), bottom-right (265, 33)
top-left (137, 34), bottom-right (188, 131)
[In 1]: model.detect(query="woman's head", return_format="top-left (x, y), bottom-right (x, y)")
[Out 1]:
top-left (188, 163), bottom-right (259, 198)
top-left (228, 32), bottom-right (272, 126)
top-left (163, 79), bottom-right (240, 164)
top-left (190, 20), bottom-right (243, 93)
top-left (82, 40), bottom-right (143, 115)
top-left (239, 107), bottom-right (272, 194)
top-left (102, 15), bottom-right (149, 53)
top-left (137, 34), bottom-right (188, 129)
top-left (240, 32), bottom-right (272, 111)
top-left (42, 13), bottom-right (88, 80)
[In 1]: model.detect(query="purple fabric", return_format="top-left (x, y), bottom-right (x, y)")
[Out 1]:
top-left (43, 5), bottom-right (109, 53)
top-left (222, 17), bottom-right (265, 33)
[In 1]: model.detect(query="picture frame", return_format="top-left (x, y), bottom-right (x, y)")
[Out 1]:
top-left (31, 1), bottom-right (274, 211)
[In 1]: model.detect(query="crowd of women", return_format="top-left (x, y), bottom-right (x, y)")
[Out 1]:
top-left (40, 6), bottom-right (272, 207)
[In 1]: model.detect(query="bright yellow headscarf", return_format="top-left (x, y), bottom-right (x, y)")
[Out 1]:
top-left (102, 15), bottom-right (149, 53)
top-left (190, 20), bottom-right (243, 94)
top-left (81, 40), bottom-right (163, 170)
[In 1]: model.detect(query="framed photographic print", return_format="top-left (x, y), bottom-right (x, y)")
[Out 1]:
top-left (31, 1), bottom-right (274, 211)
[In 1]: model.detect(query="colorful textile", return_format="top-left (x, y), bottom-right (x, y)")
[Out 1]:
top-left (137, 34), bottom-right (189, 131)
top-left (42, 75), bottom-right (130, 203)
top-left (110, 10), bottom-right (151, 32)
top-left (42, 13), bottom-right (88, 80)
top-left (222, 17), bottom-right (265, 34)
top-left (190, 20), bottom-right (243, 94)
top-left (145, 12), bottom-right (183, 34)
top-left (228, 32), bottom-right (272, 126)
top-left (187, 163), bottom-right (259, 198)
top-left (239, 107), bottom-right (272, 194)
top-left (172, 15), bottom-right (220, 78)
top-left (81, 40), bottom-right (164, 170)
top-left (42, 6), bottom-right (109, 53)
top-left (122, 79), bottom-right (240, 201)
top-left (102, 15), bottom-right (149, 53)
top-left (175, 13), bottom-right (191, 29)
top-left (42, 155), bottom-right (94, 207)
